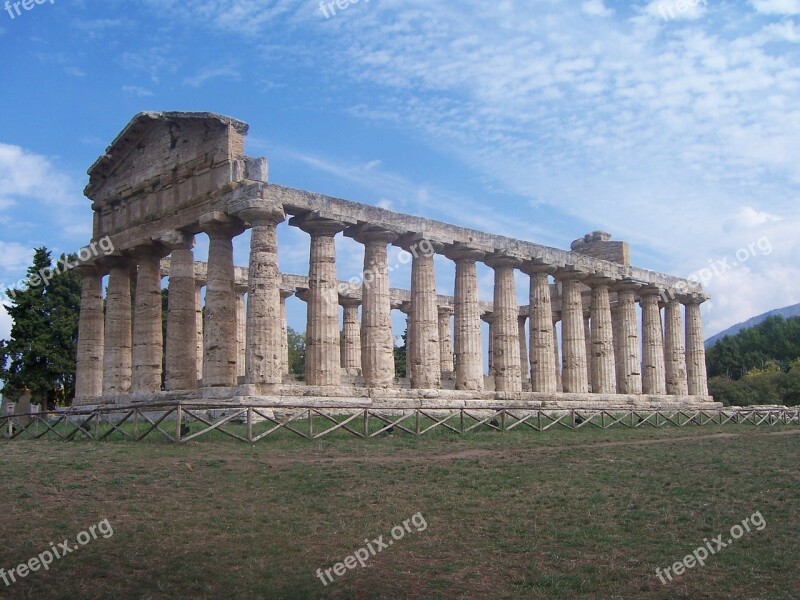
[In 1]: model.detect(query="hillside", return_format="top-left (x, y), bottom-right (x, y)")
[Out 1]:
top-left (705, 303), bottom-right (800, 348)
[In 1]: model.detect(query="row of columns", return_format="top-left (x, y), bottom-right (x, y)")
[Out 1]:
top-left (74, 208), bottom-right (710, 400)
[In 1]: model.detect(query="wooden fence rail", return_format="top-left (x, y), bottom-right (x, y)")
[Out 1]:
top-left (1, 405), bottom-right (798, 443)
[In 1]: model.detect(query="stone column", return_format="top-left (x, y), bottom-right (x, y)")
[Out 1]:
top-left (280, 288), bottom-right (293, 375)
top-left (518, 315), bottom-right (530, 383)
top-left (555, 270), bottom-right (589, 393)
top-left (237, 204), bottom-right (285, 389)
top-left (292, 216), bottom-right (347, 387)
top-left (340, 297), bottom-right (362, 374)
top-left (583, 309), bottom-right (593, 392)
top-left (405, 238), bottom-right (440, 389)
top-left (235, 286), bottom-right (247, 380)
top-left (481, 312), bottom-right (494, 375)
top-left (437, 306), bottom-right (454, 373)
top-left (587, 277), bottom-right (616, 395)
top-left (524, 266), bottom-right (557, 393)
top-left (74, 266), bottom-right (105, 401)
top-left (486, 254), bottom-right (522, 392)
top-left (552, 312), bottom-right (562, 392)
top-left (640, 287), bottom-right (667, 395)
top-left (131, 246), bottom-right (165, 394)
top-left (613, 281), bottom-right (642, 394)
top-left (611, 297), bottom-right (623, 392)
top-left (351, 227), bottom-right (397, 388)
top-left (200, 215), bottom-right (244, 387)
top-left (664, 299), bottom-right (689, 395)
top-left (102, 258), bottom-right (133, 395)
top-left (195, 281), bottom-right (204, 384)
top-left (683, 295), bottom-right (710, 396)
top-left (165, 234), bottom-right (197, 391)
top-left (446, 246), bottom-right (485, 391)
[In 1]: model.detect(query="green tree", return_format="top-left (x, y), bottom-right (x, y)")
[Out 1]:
top-left (0, 247), bottom-right (82, 408)
top-left (287, 327), bottom-right (306, 375)
top-left (394, 327), bottom-right (407, 378)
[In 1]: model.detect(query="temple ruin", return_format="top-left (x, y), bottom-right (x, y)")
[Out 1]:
top-left (72, 112), bottom-right (717, 410)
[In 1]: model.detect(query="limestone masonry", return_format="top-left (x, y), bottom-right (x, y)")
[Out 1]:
top-left (73, 111), bottom-right (717, 410)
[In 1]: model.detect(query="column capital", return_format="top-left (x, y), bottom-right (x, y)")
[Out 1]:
top-left (437, 305), bottom-right (454, 317)
top-left (611, 278), bottom-right (643, 293)
top-left (552, 309), bottom-right (562, 323)
top-left (280, 287), bottom-right (295, 300)
top-left (521, 260), bottom-right (557, 275)
top-left (289, 213), bottom-right (348, 237)
top-left (73, 264), bottom-right (106, 278)
top-left (199, 212), bottom-right (246, 238)
top-left (480, 311), bottom-right (494, 324)
top-left (339, 295), bottom-right (361, 308)
top-left (678, 292), bottom-right (710, 305)
top-left (638, 284), bottom-right (665, 298)
top-left (397, 301), bottom-right (412, 315)
top-left (485, 251), bottom-right (524, 269)
top-left (444, 243), bottom-right (485, 262)
top-left (96, 254), bottom-right (136, 271)
top-left (129, 242), bottom-right (171, 260)
top-left (156, 230), bottom-right (195, 251)
top-left (346, 223), bottom-right (400, 245)
top-left (395, 233), bottom-right (442, 254)
top-left (554, 267), bottom-right (589, 282)
top-left (584, 275), bottom-right (617, 288)
top-left (231, 200), bottom-right (285, 226)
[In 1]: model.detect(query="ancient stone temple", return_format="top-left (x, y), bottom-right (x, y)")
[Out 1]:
top-left (73, 112), bottom-right (716, 409)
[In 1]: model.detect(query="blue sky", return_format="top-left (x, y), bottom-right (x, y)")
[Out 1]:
top-left (1, 0), bottom-right (799, 345)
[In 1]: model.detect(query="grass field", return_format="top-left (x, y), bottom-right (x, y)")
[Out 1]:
top-left (1, 424), bottom-right (798, 599)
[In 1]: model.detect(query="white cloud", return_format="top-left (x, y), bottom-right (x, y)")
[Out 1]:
top-left (0, 242), bottom-right (33, 273)
top-left (0, 144), bottom-right (74, 206)
top-left (723, 206), bottom-right (784, 232)
top-left (122, 85), bottom-right (154, 97)
top-left (182, 63), bottom-right (240, 87)
top-left (582, 0), bottom-right (613, 17)
top-left (750, 0), bottom-right (800, 15)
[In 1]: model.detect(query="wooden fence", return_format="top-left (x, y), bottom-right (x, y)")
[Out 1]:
top-left (1, 404), bottom-right (798, 443)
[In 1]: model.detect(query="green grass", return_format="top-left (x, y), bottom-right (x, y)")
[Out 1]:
top-left (0, 425), bottom-right (798, 599)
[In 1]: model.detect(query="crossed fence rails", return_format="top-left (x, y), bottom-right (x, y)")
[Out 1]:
top-left (1, 404), bottom-right (798, 443)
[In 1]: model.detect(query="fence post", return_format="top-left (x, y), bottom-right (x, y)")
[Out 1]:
top-left (176, 404), bottom-right (182, 443)
top-left (247, 407), bottom-right (253, 443)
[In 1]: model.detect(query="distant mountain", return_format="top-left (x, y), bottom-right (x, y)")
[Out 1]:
top-left (705, 303), bottom-right (800, 348)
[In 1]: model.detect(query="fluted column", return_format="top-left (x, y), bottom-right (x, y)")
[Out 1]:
top-left (664, 299), bottom-right (689, 395)
top-left (280, 288), bottom-right (293, 375)
top-left (446, 246), bottom-right (485, 391)
top-left (102, 258), bottom-right (133, 395)
top-left (405, 239), bottom-right (440, 389)
top-left (292, 216), bottom-right (347, 387)
top-left (613, 281), bottom-right (642, 394)
top-left (437, 306), bottom-right (454, 373)
top-left (486, 254), bottom-right (522, 392)
top-left (74, 265), bottom-right (105, 401)
top-left (340, 297), bottom-right (362, 374)
top-left (481, 312), bottom-right (494, 376)
top-left (524, 265), bottom-right (557, 393)
top-left (583, 309), bottom-right (593, 392)
top-left (640, 287), bottom-right (667, 395)
top-left (518, 316), bottom-right (529, 383)
top-left (587, 278), bottom-right (616, 394)
top-left (683, 295), bottom-right (710, 396)
top-left (235, 286), bottom-right (247, 380)
top-left (195, 281), bottom-right (204, 384)
top-left (201, 216), bottom-right (244, 387)
top-left (556, 270), bottom-right (588, 393)
top-left (552, 311), bottom-right (562, 392)
top-left (355, 229), bottom-right (396, 388)
top-left (132, 246), bottom-right (165, 394)
top-left (236, 204), bottom-right (285, 389)
top-left (165, 234), bottom-right (197, 391)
